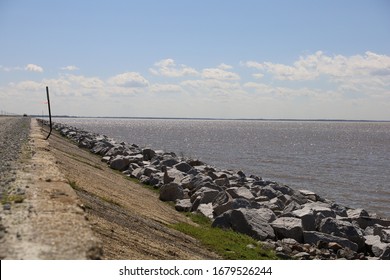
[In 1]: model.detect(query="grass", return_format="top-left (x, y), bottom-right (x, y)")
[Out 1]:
top-left (68, 179), bottom-right (81, 191)
top-left (1, 194), bottom-right (25, 204)
top-left (171, 213), bottom-right (278, 260)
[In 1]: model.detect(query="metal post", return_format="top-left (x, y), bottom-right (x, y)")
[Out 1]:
top-left (45, 86), bottom-right (52, 140)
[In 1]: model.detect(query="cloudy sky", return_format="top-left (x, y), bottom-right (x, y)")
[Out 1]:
top-left (1, 0), bottom-right (390, 120)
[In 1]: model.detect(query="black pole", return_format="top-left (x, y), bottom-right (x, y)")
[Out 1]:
top-left (45, 86), bottom-right (52, 140)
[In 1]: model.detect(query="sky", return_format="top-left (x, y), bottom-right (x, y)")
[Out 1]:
top-left (1, 0), bottom-right (390, 120)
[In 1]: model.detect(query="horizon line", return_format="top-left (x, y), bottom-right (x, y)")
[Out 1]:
top-left (29, 114), bottom-right (390, 122)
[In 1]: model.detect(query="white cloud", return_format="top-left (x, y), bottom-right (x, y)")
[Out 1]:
top-left (108, 72), bottom-right (149, 87)
top-left (25, 64), bottom-right (43, 72)
top-left (66, 75), bottom-right (104, 88)
top-left (244, 51), bottom-right (390, 83)
top-left (61, 65), bottom-right (79, 71)
top-left (149, 59), bottom-right (198, 77)
top-left (242, 61), bottom-right (263, 69)
top-left (201, 68), bottom-right (240, 80)
top-left (218, 63), bottom-right (233, 70)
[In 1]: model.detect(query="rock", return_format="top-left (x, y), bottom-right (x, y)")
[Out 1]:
top-left (191, 187), bottom-right (220, 204)
top-left (304, 202), bottom-right (336, 218)
top-left (298, 189), bottom-right (318, 201)
top-left (283, 201), bottom-right (302, 215)
top-left (303, 231), bottom-right (359, 252)
top-left (259, 186), bottom-right (280, 199)
top-left (347, 208), bottom-right (369, 219)
top-left (174, 162), bottom-right (193, 173)
top-left (294, 252), bottom-right (311, 260)
top-left (212, 208), bottom-right (275, 241)
top-left (291, 208), bottom-right (316, 231)
top-left (167, 168), bottom-right (185, 184)
top-left (235, 187), bottom-right (255, 200)
top-left (270, 184), bottom-right (294, 195)
top-left (101, 156), bottom-right (111, 163)
top-left (271, 217), bottom-right (304, 243)
top-left (175, 199), bottom-right (192, 212)
top-left (352, 216), bottom-right (390, 229)
top-left (212, 190), bottom-right (230, 205)
top-left (337, 247), bottom-right (359, 260)
top-left (196, 203), bottom-right (214, 219)
top-left (127, 154), bottom-right (144, 163)
top-left (142, 148), bottom-right (156, 161)
top-left (131, 167), bottom-right (143, 179)
top-left (214, 177), bottom-right (230, 187)
top-left (187, 159), bottom-right (204, 166)
top-left (379, 228), bottom-right (390, 243)
top-left (365, 235), bottom-right (390, 259)
top-left (161, 158), bottom-right (179, 167)
top-left (109, 156), bottom-right (130, 171)
top-left (319, 217), bottom-right (365, 251)
top-left (143, 166), bottom-right (158, 177)
top-left (159, 183), bottom-right (184, 202)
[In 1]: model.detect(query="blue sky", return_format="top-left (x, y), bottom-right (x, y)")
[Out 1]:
top-left (1, 0), bottom-right (390, 119)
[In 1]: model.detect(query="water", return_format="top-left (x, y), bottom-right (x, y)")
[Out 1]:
top-left (56, 118), bottom-right (390, 219)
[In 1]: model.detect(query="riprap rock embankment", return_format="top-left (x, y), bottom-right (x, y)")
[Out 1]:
top-left (43, 120), bottom-right (390, 260)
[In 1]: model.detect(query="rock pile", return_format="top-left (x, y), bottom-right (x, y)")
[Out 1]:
top-left (42, 120), bottom-right (390, 260)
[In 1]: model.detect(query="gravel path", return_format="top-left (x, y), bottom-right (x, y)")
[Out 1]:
top-left (0, 116), bottom-right (31, 194)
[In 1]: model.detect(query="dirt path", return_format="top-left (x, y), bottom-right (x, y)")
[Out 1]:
top-left (46, 121), bottom-right (219, 259)
top-left (1, 119), bottom-right (101, 259)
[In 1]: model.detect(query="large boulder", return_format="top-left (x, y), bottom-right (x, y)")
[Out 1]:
top-left (159, 183), bottom-right (184, 202)
top-left (196, 203), bottom-right (214, 219)
top-left (142, 148), bottom-right (156, 161)
top-left (175, 199), bottom-right (192, 212)
top-left (364, 235), bottom-right (390, 259)
top-left (271, 217), bottom-right (304, 243)
top-left (174, 162), bottom-right (193, 173)
top-left (211, 191), bottom-right (230, 215)
top-left (319, 217), bottom-right (365, 251)
top-left (110, 156), bottom-right (130, 171)
top-left (191, 187), bottom-right (220, 204)
top-left (379, 228), bottom-right (390, 243)
top-left (291, 208), bottom-right (316, 231)
top-left (303, 231), bottom-right (358, 252)
top-left (212, 208), bottom-right (276, 241)
top-left (161, 158), bottom-right (179, 167)
top-left (229, 187), bottom-right (255, 200)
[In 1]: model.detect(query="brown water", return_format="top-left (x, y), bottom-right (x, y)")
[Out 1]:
top-left (57, 118), bottom-right (390, 219)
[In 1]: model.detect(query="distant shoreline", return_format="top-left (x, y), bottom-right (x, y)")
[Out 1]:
top-left (29, 115), bottom-right (390, 123)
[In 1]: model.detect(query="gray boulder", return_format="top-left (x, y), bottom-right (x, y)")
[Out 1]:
top-left (174, 162), bottom-right (193, 173)
top-left (196, 203), bottom-right (214, 219)
top-left (142, 148), bottom-right (156, 161)
top-left (213, 195), bottom-right (252, 217)
top-left (235, 187), bottom-right (255, 200)
top-left (291, 208), bottom-right (316, 231)
top-left (303, 231), bottom-right (359, 252)
top-left (175, 199), bottom-right (192, 212)
top-left (110, 156), bottom-right (130, 171)
top-left (161, 158), bottom-right (179, 167)
top-left (379, 228), bottom-right (390, 243)
top-left (191, 187), bottom-right (220, 204)
top-left (319, 217), bottom-right (365, 251)
top-left (259, 186), bottom-right (281, 199)
top-left (365, 235), bottom-right (390, 259)
top-left (298, 189), bottom-right (318, 202)
top-left (159, 183), bottom-right (184, 202)
top-left (212, 208), bottom-right (276, 241)
top-left (271, 217), bottom-right (304, 243)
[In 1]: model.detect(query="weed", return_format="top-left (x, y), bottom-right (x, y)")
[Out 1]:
top-left (171, 213), bottom-right (278, 260)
